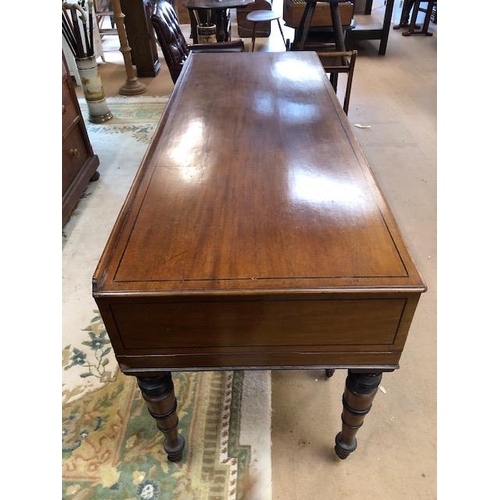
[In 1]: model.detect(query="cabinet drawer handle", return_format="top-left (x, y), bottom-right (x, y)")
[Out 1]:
top-left (69, 148), bottom-right (80, 158)
top-left (62, 104), bottom-right (66, 114)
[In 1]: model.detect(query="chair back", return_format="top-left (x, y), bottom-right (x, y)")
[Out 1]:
top-left (151, 0), bottom-right (189, 83)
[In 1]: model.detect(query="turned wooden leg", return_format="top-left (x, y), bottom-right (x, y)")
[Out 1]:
top-left (137, 373), bottom-right (185, 462)
top-left (334, 370), bottom-right (382, 459)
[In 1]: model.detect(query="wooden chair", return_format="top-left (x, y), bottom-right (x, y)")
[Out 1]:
top-left (150, 0), bottom-right (245, 84)
top-left (317, 50), bottom-right (357, 115)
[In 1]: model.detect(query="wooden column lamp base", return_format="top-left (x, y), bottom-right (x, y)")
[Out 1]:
top-left (110, 0), bottom-right (147, 95)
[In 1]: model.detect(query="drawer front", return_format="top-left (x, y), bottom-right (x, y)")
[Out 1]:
top-left (110, 298), bottom-right (407, 350)
top-left (62, 81), bottom-right (79, 132)
top-left (62, 125), bottom-right (89, 195)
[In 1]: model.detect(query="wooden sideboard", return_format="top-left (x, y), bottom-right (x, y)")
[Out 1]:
top-left (62, 52), bottom-right (100, 226)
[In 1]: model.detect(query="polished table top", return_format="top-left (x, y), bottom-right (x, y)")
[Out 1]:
top-left (93, 51), bottom-right (425, 375)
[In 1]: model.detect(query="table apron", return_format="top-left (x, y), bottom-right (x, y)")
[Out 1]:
top-left (96, 294), bottom-right (421, 372)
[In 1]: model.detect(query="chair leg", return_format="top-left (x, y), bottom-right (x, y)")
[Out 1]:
top-left (343, 50), bottom-right (357, 115)
top-left (330, 72), bottom-right (339, 92)
top-left (251, 23), bottom-right (257, 52)
top-left (276, 19), bottom-right (287, 50)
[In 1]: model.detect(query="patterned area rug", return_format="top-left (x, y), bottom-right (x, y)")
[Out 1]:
top-left (62, 97), bottom-right (272, 500)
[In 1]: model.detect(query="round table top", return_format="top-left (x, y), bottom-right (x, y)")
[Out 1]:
top-left (246, 10), bottom-right (280, 22)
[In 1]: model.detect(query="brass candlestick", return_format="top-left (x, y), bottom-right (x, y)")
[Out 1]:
top-left (110, 0), bottom-right (147, 95)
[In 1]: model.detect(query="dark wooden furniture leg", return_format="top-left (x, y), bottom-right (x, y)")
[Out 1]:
top-left (334, 370), bottom-right (382, 459)
top-left (295, 1), bottom-right (316, 50)
top-left (187, 9), bottom-right (198, 42)
top-left (120, 0), bottom-right (160, 77)
top-left (344, 0), bottom-right (395, 55)
top-left (251, 17), bottom-right (257, 51)
top-left (137, 373), bottom-right (185, 462)
top-left (393, 0), bottom-right (415, 29)
top-left (378, 0), bottom-right (395, 55)
top-left (213, 10), bottom-right (226, 42)
top-left (420, 2), bottom-right (434, 35)
top-left (403, 0), bottom-right (434, 36)
top-left (295, 1), bottom-right (345, 51)
top-left (329, 2), bottom-right (346, 51)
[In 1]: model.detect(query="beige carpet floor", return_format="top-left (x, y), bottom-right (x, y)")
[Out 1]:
top-left (70, 2), bottom-right (438, 498)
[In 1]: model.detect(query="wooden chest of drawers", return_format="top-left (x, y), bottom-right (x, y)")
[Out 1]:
top-left (62, 52), bottom-right (100, 226)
